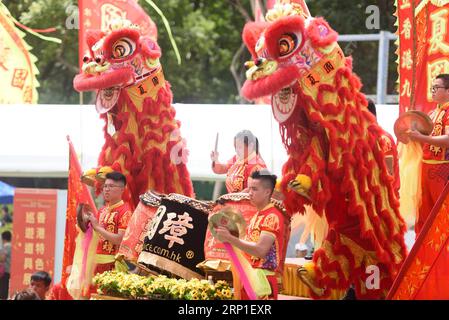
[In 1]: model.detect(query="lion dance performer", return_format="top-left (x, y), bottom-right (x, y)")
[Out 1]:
top-left (74, 19), bottom-right (194, 209)
top-left (240, 0), bottom-right (406, 299)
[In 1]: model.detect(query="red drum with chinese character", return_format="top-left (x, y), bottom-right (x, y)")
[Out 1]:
top-left (118, 191), bottom-right (162, 264)
top-left (137, 194), bottom-right (212, 280)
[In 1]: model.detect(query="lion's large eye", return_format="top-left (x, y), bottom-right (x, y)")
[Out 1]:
top-left (255, 36), bottom-right (265, 53)
top-left (112, 38), bottom-right (136, 59)
top-left (279, 33), bottom-right (300, 57)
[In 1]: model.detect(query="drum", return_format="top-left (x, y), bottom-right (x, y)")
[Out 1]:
top-left (198, 193), bottom-right (290, 290)
top-left (137, 193), bottom-right (212, 280)
top-left (118, 191), bottom-right (162, 263)
top-left (199, 193), bottom-right (257, 272)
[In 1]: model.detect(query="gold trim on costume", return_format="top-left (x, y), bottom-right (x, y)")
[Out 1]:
top-left (165, 193), bottom-right (212, 214)
top-left (126, 67), bottom-right (166, 103)
top-left (300, 46), bottom-right (345, 98)
top-left (140, 191), bottom-right (162, 207)
top-left (422, 159), bottom-right (449, 164)
top-left (107, 200), bottom-right (124, 211)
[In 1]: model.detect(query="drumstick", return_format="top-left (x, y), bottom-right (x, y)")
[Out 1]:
top-left (212, 132), bottom-right (219, 167)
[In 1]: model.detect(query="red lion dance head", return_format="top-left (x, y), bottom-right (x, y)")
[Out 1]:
top-left (74, 19), bottom-right (193, 209)
top-left (241, 1), bottom-right (406, 299)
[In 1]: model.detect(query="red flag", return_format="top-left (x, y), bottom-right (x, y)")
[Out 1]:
top-left (78, 0), bottom-right (157, 68)
top-left (266, 0), bottom-right (276, 10)
top-left (61, 136), bottom-right (97, 290)
top-left (252, 1), bottom-right (270, 105)
top-left (387, 181), bottom-right (449, 299)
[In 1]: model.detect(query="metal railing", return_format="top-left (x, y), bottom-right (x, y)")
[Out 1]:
top-left (338, 31), bottom-right (398, 104)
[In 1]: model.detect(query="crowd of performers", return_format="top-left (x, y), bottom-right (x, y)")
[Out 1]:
top-left (49, 72), bottom-right (449, 301)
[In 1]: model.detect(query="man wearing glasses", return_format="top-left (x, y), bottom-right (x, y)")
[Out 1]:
top-left (86, 171), bottom-right (133, 275)
top-left (408, 74), bottom-right (449, 235)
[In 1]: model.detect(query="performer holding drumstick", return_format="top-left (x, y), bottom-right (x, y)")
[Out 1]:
top-left (210, 130), bottom-right (267, 193)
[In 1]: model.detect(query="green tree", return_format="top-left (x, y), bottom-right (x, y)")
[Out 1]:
top-left (140, 0), bottom-right (253, 103)
top-left (307, 0), bottom-right (398, 97)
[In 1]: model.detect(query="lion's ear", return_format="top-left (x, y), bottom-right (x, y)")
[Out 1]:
top-left (85, 30), bottom-right (105, 50)
top-left (306, 17), bottom-right (338, 48)
top-left (242, 21), bottom-right (269, 59)
top-left (140, 37), bottom-right (161, 60)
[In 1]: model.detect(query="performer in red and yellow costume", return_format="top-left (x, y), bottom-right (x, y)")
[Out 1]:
top-left (408, 74), bottom-right (449, 235)
top-left (367, 99), bottom-right (400, 194)
top-left (86, 171), bottom-right (133, 276)
top-left (243, 203), bottom-right (287, 299)
top-left (211, 130), bottom-right (267, 193)
top-left (214, 170), bottom-right (288, 300)
top-left (240, 0), bottom-right (406, 299)
top-left (74, 19), bottom-right (194, 209)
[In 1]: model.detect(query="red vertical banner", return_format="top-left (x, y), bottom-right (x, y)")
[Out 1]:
top-left (414, 2), bottom-right (449, 113)
top-left (266, 0), bottom-right (276, 10)
top-left (78, 0), bottom-right (157, 68)
top-left (253, 0), bottom-right (265, 22)
top-left (396, 0), bottom-right (449, 114)
top-left (396, 0), bottom-right (415, 114)
top-left (9, 189), bottom-right (57, 297)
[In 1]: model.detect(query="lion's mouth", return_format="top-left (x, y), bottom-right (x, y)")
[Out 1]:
top-left (73, 67), bottom-right (134, 92)
top-left (103, 87), bottom-right (115, 98)
top-left (245, 58), bottom-right (278, 81)
top-left (96, 87), bottom-right (121, 114)
top-left (241, 64), bottom-right (301, 101)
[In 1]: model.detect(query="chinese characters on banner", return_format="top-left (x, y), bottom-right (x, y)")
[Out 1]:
top-left (0, 4), bottom-right (39, 104)
top-left (396, 0), bottom-right (414, 114)
top-left (78, 0), bottom-right (157, 68)
top-left (9, 189), bottom-right (57, 297)
top-left (396, 0), bottom-right (449, 114)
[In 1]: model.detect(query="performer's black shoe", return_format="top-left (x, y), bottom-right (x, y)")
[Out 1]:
top-left (342, 287), bottom-right (357, 300)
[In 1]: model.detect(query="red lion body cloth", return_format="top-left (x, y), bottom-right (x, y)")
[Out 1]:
top-left (73, 19), bottom-right (194, 209)
top-left (241, 1), bottom-right (406, 299)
